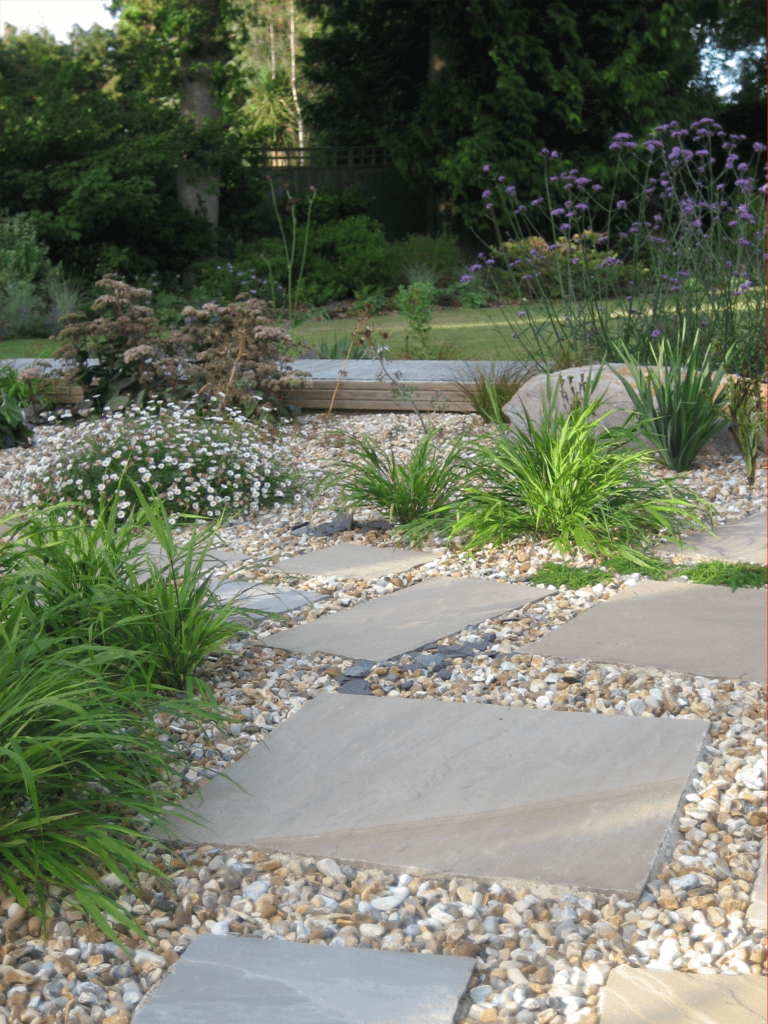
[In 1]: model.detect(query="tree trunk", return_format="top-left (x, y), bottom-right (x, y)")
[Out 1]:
top-left (269, 20), bottom-right (275, 78)
top-left (176, 59), bottom-right (222, 240)
top-left (289, 0), bottom-right (304, 161)
top-left (426, 12), bottom-right (451, 237)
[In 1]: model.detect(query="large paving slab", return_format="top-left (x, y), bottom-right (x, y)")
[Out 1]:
top-left (267, 576), bottom-right (538, 661)
top-left (160, 692), bottom-right (708, 898)
top-left (599, 964), bottom-right (767, 1023)
top-left (133, 541), bottom-right (251, 584)
top-left (524, 579), bottom-right (767, 684)
top-left (276, 542), bottom-right (438, 579)
top-left (655, 512), bottom-right (767, 566)
top-left (208, 580), bottom-right (327, 614)
top-left (132, 933), bottom-right (475, 1024)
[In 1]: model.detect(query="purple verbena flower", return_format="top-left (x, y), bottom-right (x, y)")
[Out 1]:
top-left (505, 185), bottom-right (516, 194)
top-left (482, 190), bottom-right (492, 199)
top-left (616, 200), bottom-right (628, 210)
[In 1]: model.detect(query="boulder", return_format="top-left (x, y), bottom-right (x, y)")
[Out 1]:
top-left (501, 363), bottom-right (744, 457)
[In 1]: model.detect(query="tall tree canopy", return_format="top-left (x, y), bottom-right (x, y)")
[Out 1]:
top-left (297, 0), bottom-right (764, 233)
top-left (0, 0), bottom-right (268, 284)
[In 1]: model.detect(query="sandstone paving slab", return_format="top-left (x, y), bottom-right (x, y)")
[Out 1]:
top-left (524, 579), bottom-right (767, 684)
top-left (599, 964), bottom-right (767, 1023)
top-left (132, 933), bottom-right (475, 1024)
top-left (747, 838), bottom-right (767, 930)
top-left (208, 580), bottom-right (327, 615)
top-left (133, 542), bottom-right (252, 584)
top-left (655, 512), bottom-right (767, 566)
top-left (267, 577), bottom-right (538, 661)
top-left (160, 692), bottom-right (709, 898)
top-left (276, 542), bottom-right (438, 580)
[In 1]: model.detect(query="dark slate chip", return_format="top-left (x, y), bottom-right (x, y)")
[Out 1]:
top-left (436, 669), bottom-right (453, 681)
top-left (337, 677), bottom-right (374, 695)
top-left (345, 659), bottom-right (377, 677)
top-left (399, 679), bottom-right (414, 691)
top-left (354, 518), bottom-right (393, 533)
top-left (290, 521), bottom-right (310, 534)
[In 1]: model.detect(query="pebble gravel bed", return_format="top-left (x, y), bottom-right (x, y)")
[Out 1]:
top-left (1, 412), bottom-right (766, 1024)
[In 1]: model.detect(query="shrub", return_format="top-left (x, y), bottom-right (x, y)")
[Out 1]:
top-left (51, 276), bottom-right (306, 418)
top-left (725, 375), bottom-right (767, 487)
top-left (169, 295), bottom-right (307, 416)
top-left (440, 377), bottom-right (711, 563)
top-left (396, 281), bottom-right (439, 358)
top-left (303, 214), bottom-right (398, 301)
top-left (391, 232), bottom-right (464, 288)
top-left (20, 402), bottom-right (300, 522)
top-left (52, 275), bottom-right (190, 412)
top-left (611, 323), bottom-right (731, 472)
top-left (323, 428), bottom-right (468, 527)
top-left (188, 251), bottom-right (287, 307)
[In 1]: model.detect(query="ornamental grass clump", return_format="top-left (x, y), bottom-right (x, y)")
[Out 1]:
top-left (18, 401), bottom-right (299, 522)
top-left (611, 321), bottom-right (731, 472)
top-left (467, 119), bottom-right (766, 379)
top-left (438, 375), bottom-right (711, 564)
top-left (0, 492), bottom-right (249, 943)
top-left (322, 428), bottom-right (468, 528)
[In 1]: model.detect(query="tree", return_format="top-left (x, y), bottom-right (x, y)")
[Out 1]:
top-left (0, 10), bottom-right (268, 286)
top-left (297, 0), bottom-right (734, 236)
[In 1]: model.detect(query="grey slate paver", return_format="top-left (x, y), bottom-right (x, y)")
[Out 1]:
top-left (599, 964), bottom-right (767, 1023)
top-left (655, 511), bottom-right (767, 566)
top-left (524, 579), bottom-right (767, 684)
top-left (132, 934), bottom-right (476, 1024)
top-left (276, 542), bottom-right (437, 580)
top-left (208, 580), bottom-right (327, 614)
top-left (158, 691), bottom-right (708, 898)
top-left (268, 576), bottom-right (538, 661)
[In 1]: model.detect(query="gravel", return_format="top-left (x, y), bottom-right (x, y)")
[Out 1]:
top-left (1, 411), bottom-right (765, 1024)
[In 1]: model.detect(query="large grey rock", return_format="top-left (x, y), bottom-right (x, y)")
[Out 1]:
top-left (656, 511), bottom-right (767, 566)
top-left (276, 542), bottom-right (438, 579)
top-left (525, 578), bottom-right (767, 683)
top-left (268, 576), bottom-right (538, 660)
top-left (157, 691), bottom-right (708, 898)
top-left (501, 363), bottom-right (741, 454)
top-left (599, 964), bottom-right (767, 1023)
top-left (132, 934), bottom-right (476, 1024)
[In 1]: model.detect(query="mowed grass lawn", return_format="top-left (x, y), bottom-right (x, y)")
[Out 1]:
top-left (3, 306), bottom-right (534, 362)
top-left (5, 291), bottom-right (760, 364)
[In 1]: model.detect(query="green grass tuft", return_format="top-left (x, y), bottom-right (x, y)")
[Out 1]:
top-left (684, 560), bottom-right (767, 590)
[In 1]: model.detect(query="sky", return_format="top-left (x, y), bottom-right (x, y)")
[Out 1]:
top-left (1, 1), bottom-right (118, 42)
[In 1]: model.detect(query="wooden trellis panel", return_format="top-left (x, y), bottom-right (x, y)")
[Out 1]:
top-left (290, 379), bottom-right (474, 413)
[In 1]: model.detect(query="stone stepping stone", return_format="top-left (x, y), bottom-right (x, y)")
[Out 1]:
top-left (655, 511), bottom-right (767, 566)
top-left (268, 577), bottom-right (537, 661)
top-left (160, 692), bottom-right (708, 898)
top-left (524, 579), bottom-right (767, 684)
top-left (748, 838), bottom-right (767, 930)
top-left (133, 542), bottom-right (251, 584)
top-left (599, 964), bottom-right (767, 1023)
top-left (275, 542), bottom-right (437, 579)
top-left (132, 933), bottom-right (475, 1024)
top-left (208, 580), bottom-right (327, 615)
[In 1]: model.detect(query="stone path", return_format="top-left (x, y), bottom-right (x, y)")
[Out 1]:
top-left (159, 691), bottom-right (708, 899)
top-left (655, 510), bottom-right (768, 566)
top-left (524, 578), bottom-right (767, 685)
top-left (133, 933), bottom-right (475, 1024)
top-left (139, 521), bottom-right (766, 1022)
top-left (598, 964), bottom-right (766, 1023)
